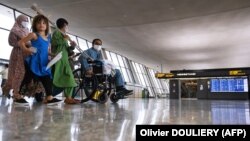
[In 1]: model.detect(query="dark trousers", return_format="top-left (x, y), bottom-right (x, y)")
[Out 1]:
top-left (21, 63), bottom-right (52, 96)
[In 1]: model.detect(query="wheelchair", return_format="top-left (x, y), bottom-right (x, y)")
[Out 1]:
top-left (72, 60), bottom-right (123, 104)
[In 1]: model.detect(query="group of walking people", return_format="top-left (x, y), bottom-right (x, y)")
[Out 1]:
top-left (2, 13), bottom-right (133, 105)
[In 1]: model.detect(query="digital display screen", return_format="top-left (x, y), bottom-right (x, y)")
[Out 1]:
top-left (210, 78), bottom-right (248, 92)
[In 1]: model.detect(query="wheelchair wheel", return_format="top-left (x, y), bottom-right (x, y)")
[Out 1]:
top-left (73, 68), bottom-right (97, 103)
top-left (73, 68), bottom-right (84, 98)
top-left (94, 83), bottom-right (109, 104)
top-left (110, 93), bottom-right (119, 103)
top-left (98, 92), bottom-right (108, 104)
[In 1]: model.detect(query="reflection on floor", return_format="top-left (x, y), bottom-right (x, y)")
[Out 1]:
top-left (0, 96), bottom-right (249, 141)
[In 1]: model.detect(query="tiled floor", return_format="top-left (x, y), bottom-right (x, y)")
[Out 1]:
top-left (0, 96), bottom-right (249, 141)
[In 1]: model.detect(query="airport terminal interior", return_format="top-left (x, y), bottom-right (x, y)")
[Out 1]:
top-left (0, 0), bottom-right (250, 141)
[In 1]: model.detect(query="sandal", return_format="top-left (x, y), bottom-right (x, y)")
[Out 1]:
top-left (13, 93), bottom-right (29, 105)
top-left (13, 93), bottom-right (23, 100)
top-left (64, 98), bottom-right (80, 104)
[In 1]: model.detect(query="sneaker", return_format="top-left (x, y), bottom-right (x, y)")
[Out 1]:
top-left (116, 87), bottom-right (133, 96)
top-left (47, 98), bottom-right (62, 106)
top-left (116, 93), bottom-right (126, 99)
top-left (14, 98), bottom-right (29, 105)
top-left (123, 90), bottom-right (133, 96)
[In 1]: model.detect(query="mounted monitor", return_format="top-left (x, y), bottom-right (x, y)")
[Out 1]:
top-left (210, 77), bottom-right (248, 92)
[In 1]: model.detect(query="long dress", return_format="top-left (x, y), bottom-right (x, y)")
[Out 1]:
top-left (5, 15), bottom-right (44, 97)
top-left (51, 30), bottom-right (77, 97)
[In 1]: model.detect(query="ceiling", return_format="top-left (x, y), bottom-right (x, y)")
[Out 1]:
top-left (2, 0), bottom-right (250, 72)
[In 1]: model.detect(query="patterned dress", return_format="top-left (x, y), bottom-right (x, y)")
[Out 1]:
top-left (5, 15), bottom-right (44, 97)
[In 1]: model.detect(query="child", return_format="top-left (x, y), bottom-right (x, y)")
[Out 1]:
top-left (51, 18), bottom-right (79, 104)
top-left (19, 14), bottom-right (62, 105)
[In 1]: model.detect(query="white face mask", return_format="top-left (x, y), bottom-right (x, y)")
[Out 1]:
top-left (65, 26), bottom-right (69, 33)
top-left (21, 21), bottom-right (30, 29)
top-left (93, 45), bottom-right (102, 51)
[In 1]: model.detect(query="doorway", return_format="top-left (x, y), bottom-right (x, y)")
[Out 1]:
top-left (181, 80), bottom-right (198, 99)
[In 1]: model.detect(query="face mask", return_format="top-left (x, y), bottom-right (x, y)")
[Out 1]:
top-left (65, 26), bottom-right (69, 33)
top-left (93, 45), bottom-right (102, 51)
top-left (21, 21), bottom-right (30, 29)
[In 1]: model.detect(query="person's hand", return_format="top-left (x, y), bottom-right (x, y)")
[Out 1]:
top-left (25, 41), bottom-right (32, 47)
top-left (24, 47), bottom-right (35, 56)
top-left (49, 53), bottom-right (56, 58)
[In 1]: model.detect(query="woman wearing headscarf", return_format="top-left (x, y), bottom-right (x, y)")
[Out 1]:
top-left (3, 14), bottom-right (44, 104)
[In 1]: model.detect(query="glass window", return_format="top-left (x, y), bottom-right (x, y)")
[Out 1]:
top-left (105, 51), bottom-right (112, 61)
top-left (77, 38), bottom-right (88, 51)
top-left (122, 57), bottom-right (129, 68)
top-left (126, 69), bottom-right (133, 83)
top-left (138, 73), bottom-right (146, 86)
top-left (117, 54), bottom-right (125, 67)
top-left (156, 75), bottom-right (163, 89)
top-left (147, 87), bottom-right (154, 96)
top-left (160, 79), bottom-right (168, 90)
top-left (149, 69), bottom-right (161, 89)
top-left (121, 68), bottom-right (129, 82)
top-left (143, 75), bottom-right (150, 86)
top-left (140, 64), bottom-right (146, 74)
top-left (154, 88), bottom-right (161, 94)
top-left (15, 11), bottom-right (22, 18)
top-left (110, 52), bottom-right (119, 66)
top-left (87, 41), bottom-right (92, 48)
top-left (0, 5), bottom-right (15, 30)
top-left (131, 61), bottom-right (141, 84)
top-left (135, 63), bottom-right (142, 74)
top-left (0, 29), bottom-right (12, 60)
top-left (67, 34), bottom-right (79, 53)
top-left (132, 62), bottom-right (138, 72)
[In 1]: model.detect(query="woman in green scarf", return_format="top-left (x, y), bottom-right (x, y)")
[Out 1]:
top-left (51, 18), bottom-right (79, 104)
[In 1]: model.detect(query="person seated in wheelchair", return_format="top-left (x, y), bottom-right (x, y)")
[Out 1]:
top-left (78, 38), bottom-right (133, 97)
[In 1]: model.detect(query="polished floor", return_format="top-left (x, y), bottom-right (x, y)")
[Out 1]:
top-left (0, 95), bottom-right (249, 141)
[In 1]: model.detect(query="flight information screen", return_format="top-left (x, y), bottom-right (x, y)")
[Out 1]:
top-left (210, 78), bottom-right (248, 92)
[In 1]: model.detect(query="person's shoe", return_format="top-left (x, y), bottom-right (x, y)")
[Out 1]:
top-left (47, 98), bottom-right (62, 106)
top-left (73, 99), bottom-right (81, 103)
top-left (14, 98), bottom-right (29, 105)
top-left (64, 98), bottom-right (80, 104)
top-left (116, 87), bottom-right (133, 96)
top-left (123, 89), bottom-right (133, 96)
top-left (116, 93), bottom-right (126, 99)
top-left (35, 92), bottom-right (44, 103)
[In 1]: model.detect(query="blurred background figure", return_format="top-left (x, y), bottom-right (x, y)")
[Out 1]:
top-left (0, 64), bottom-right (9, 88)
